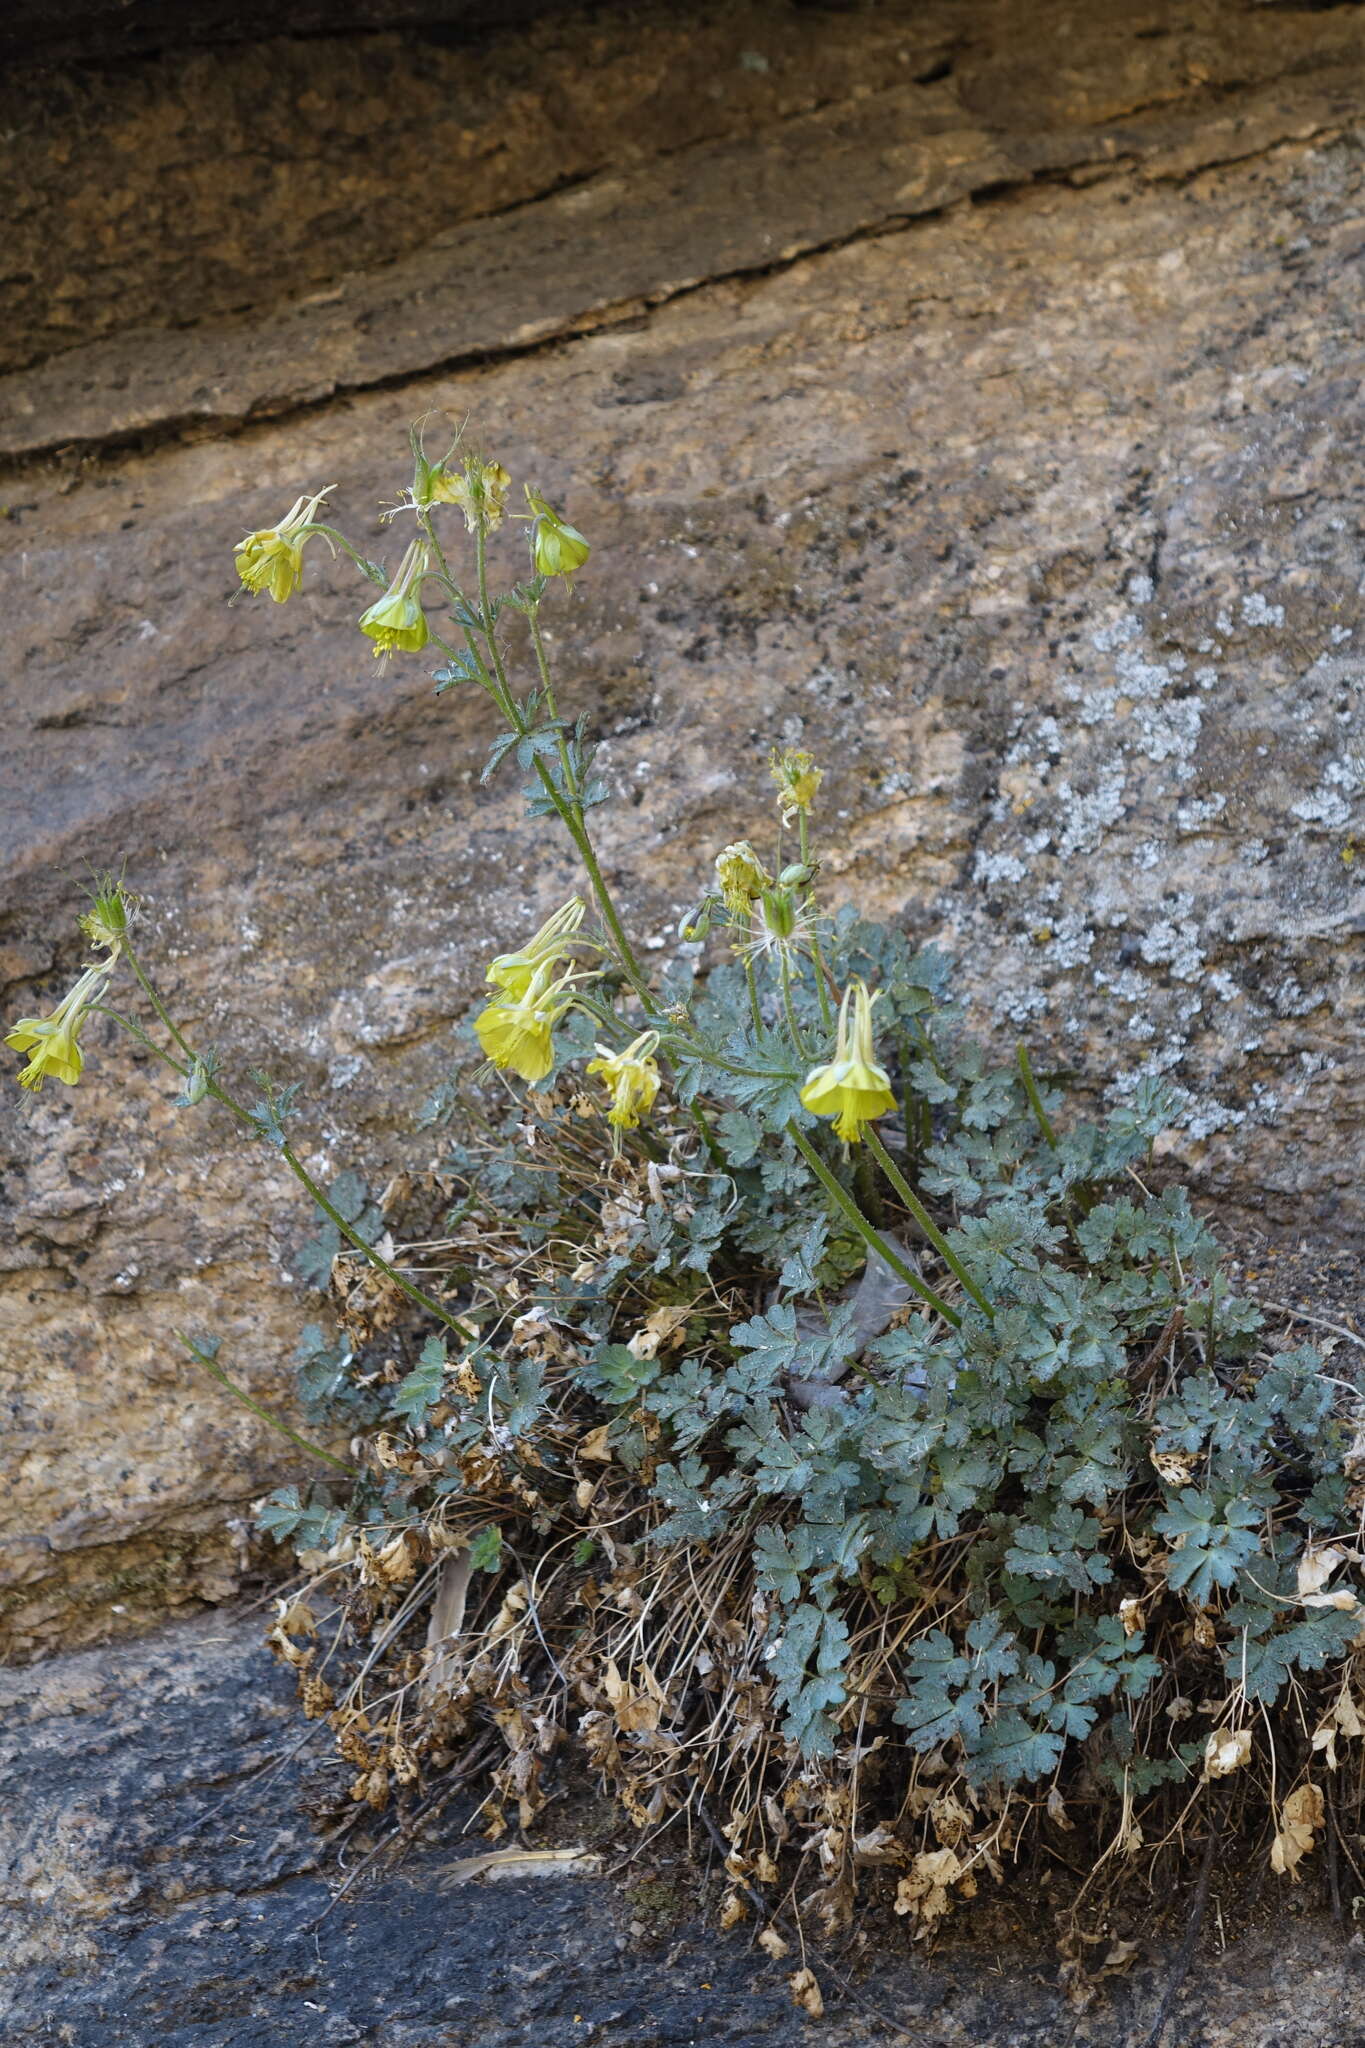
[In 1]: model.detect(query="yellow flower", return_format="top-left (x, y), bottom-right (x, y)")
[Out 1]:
top-left (6, 963), bottom-right (109, 1092)
top-left (359, 539), bottom-right (431, 659)
top-left (771, 747), bottom-right (823, 826)
top-left (799, 979), bottom-right (896, 1145)
top-left (234, 487), bottom-right (334, 602)
top-left (714, 841), bottom-right (772, 917)
top-left (524, 487), bottom-right (591, 583)
top-left (427, 457), bottom-right (512, 532)
top-left (586, 1031), bottom-right (661, 1131)
top-left (475, 960), bottom-right (577, 1083)
top-left (486, 896), bottom-right (586, 1001)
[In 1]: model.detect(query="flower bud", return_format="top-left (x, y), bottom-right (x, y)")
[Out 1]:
top-left (778, 862), bottom-right (816, 890)
top-left (678, 896), bottom-right (716, 942)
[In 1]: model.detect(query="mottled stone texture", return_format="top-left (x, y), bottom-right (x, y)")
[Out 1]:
top-left (2, 0), bottom-right (1362, 1653)
top-left (4, 1609), bottom-right (1364, 2045)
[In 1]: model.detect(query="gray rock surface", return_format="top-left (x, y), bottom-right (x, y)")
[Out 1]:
top-left (2, 0), bottom-right (1362, 1652)
top-left (4, 1605), bottom-right (1364, 2047)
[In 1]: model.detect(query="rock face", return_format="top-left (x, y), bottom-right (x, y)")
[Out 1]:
top-left (2, 0), bottom-right (1363, 1654)
top-left (4, 1607), bottom-right (1364, 2045)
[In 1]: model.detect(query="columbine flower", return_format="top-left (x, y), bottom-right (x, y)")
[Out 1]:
top-left (475, 959), bottom-right (577, 1083)
top-left (426, 457), bottom-right (512, 532)
top-left (6, 962), bottom-right (110, 1092)
top-left (359, 539), bottom-right (432, 659)
top-left (799, 979), bottom-right (897, 1145)
top-left (714, 841), bottom-right (772, 918)
top-left (234, 487), bottom-right (334, 602)
top-left (524, 487), bottom-right (591, 583)
top-left (486, 896), bottom-right (586, 1001)
top-left (771, 747), bottom-right (823, 826)
top-left (586, 1030), bottom-right (661, 1131)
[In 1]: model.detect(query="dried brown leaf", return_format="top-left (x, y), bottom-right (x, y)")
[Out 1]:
top-left (789, 1967), bottom-right (824, 2018)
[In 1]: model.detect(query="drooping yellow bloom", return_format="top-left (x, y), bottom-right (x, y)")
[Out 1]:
top-left (427, 457), bottom-right (512, 532)
top-left (486, 896), bottom-right (586, 1001)
top-left (475, 960), bottom-right (577, 1083)
top-left (234, 487), bottom-right (334, 603)
top-left (359, 539), bottom-right (432, 659)
top-left (586, 1030), bottom-right (661, 1131)
top-left (799, 979), bottom-right (897, 1145)
top-left (6, 962), bottom-right (110, 1092)
top-left (771, 747), bottom-right (823, 826)
top-left (714, 841), bottom-right (772, 917)
top-left (524, 487), bottom-right (591, 583)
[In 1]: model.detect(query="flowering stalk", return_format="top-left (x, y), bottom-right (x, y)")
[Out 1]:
top-left (116, 943), bottom-right (477, 1344)
top-left (787, 1122), bottom-right (960, 1327)
top-left (862, 1123), bottom-right (994, 1320)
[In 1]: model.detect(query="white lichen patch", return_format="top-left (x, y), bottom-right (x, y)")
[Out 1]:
top-left (1291, 757), bottom-right (1362, 832)
top-left (1138, 898), bottom-right (1206, 982)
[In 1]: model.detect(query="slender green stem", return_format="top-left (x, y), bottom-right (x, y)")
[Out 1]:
top-left (557, 802), bottom-right (656, 1010)
top-left (119, 946), bottom-right (476, 1342)
top-left (743, 955), bottom-right (764, 1034)
top-left (797, 811), bottom-right (834, 1031)
top-left (780, 951), bottom-right (809, 1061)
top-left (124, 947), bottom-right (198, 1067)
top-left (474, 518), bottom-right (513, 704)
top-left (1016, 1042), bottom-right (1058, 1149)
top-left (863, 1124), bottom-right (995, 1321)
top-left (180, 1332), bottom-right (357, 1474)
top-left (527, 606), bottom-right (562, 723)
top-left (89, 1001), bottom-right (188, 1071)
top-left (655, 1033), bottom-right (797, 1084)
top-left (473, 562), bottom-right (653, 1009)
top-left (309, 524), bottom-right (389, 589)
top-left (687, 1099), bottom-right (728, 1171)
top-left (787, 1122), bottom-right (961, 1328)
top-left (807, 927), bottom-right (835, 1032)
top-left (277, 1140), bottom-right (473, 1336)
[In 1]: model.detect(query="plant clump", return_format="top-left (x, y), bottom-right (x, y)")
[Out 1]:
top-left (13, 420), bottom-right (1365, 1949)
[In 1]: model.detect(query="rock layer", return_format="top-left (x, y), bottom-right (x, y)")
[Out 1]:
top-left (2, 0), bottom-right (1363, 1653)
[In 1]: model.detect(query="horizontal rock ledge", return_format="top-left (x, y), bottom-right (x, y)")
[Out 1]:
top-left (0, 70), bottom-right (1356, 466)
